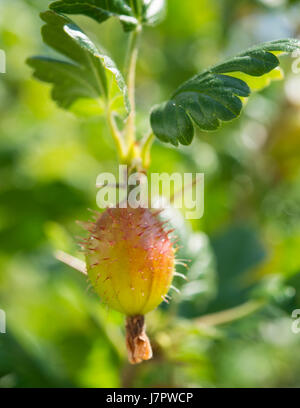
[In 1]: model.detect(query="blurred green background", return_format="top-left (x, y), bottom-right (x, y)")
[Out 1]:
top-left (1, 0), bottom-right (300, 388)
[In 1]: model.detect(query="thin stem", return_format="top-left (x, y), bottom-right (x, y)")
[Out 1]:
top-left (107, 109), bottom-right (127, 161)
top-left (141, 132), bottom-right (155, 168)
top-left (195, 299), bottom-right (266, 327)
top-left (124, 26), bottom-right (142, 153)
top-left (54, 250), bottom-right (87, 275)
top-left (169, 174), bottom-right (201, 204)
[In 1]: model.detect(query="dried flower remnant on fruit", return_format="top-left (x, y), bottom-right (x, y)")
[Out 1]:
top-left (126, 315), bottom-right (152, 364)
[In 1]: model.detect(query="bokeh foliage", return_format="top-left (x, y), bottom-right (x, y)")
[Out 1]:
top-left (1, 0), bottom-right (300, 387)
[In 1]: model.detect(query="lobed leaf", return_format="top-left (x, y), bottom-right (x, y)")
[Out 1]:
top-left (150, 39), bottom-right (300, 147)
top-left (27, 10), bottom-right (129, 118)
top-left (50, 0), bottom-right (166, 32)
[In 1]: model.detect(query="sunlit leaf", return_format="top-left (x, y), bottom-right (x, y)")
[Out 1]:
top-left (150, 39), bottom-right (300, 146)
top-left (27, 11), bottom-right (129, 118)
top-left (50, 0), bottom-right (166, 32)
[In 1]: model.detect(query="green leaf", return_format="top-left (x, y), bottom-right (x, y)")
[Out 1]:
top-left (227, 67), bottom-right (284, 92)
top-left (50, 0), bottom-right (166, 32)
top-left (27, 10), bottom-right (129, 118)
top-left (150, 39), bottom-right (300, 147)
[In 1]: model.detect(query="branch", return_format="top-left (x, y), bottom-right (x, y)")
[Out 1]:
top-left (54, 250), bottom-right (87, 275)
top-left (124, 26), bottom-right (142, 153)
top-left (141, 132), bottom-right (155, 168)
top-left (107, 109), bottom-right (127, 161)
top-left (195, 299), bottom-right (266, 327)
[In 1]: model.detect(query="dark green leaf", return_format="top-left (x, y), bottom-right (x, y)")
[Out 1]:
top-left (150, 39), bottom-right (300, 146)
top-left (211, 39), bottom-right (300, 76)
top-left (50, 0), bottom-right (166, 32)
top-left (150, 100), bottom-right (194, 146)
top-left (27, 11), bottom-right (129, 118)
